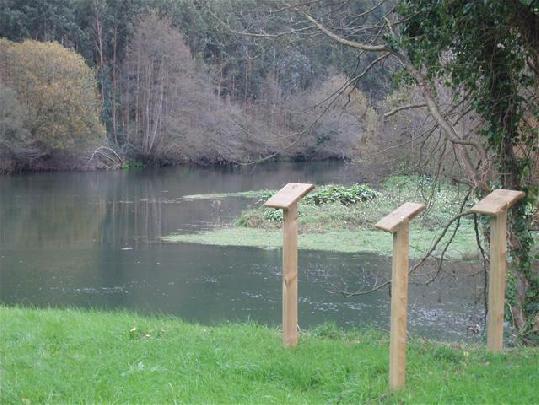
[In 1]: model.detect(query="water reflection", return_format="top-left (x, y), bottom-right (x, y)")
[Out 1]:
top-left (0, 162), bottom-right (484, 342)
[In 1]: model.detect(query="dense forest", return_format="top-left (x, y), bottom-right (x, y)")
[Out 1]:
top-left (0, 0), bottom-right (399, 172)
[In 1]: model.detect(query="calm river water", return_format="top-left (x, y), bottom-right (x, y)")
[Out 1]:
top-left (0, 162), bottom-right (485, 341)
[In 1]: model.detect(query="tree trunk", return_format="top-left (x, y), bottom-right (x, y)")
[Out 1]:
top-left (494, 66), bottom-right (534, 341)
top-left (111, 26), bottom-right (118, 146)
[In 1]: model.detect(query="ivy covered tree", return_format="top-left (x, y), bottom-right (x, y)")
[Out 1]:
top-left (294, 0), bottom-right (538, 343)
top-left (399, 0), bottom-right (538, 343)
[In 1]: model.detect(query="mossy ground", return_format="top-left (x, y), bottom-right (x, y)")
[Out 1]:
top-left (165, 176), bottom-right (482, 259)
top-left (1, 306), bottom-right (537, 404)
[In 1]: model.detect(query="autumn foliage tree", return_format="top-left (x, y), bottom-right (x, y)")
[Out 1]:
top-left (0, 39), bottom-right (105, 169)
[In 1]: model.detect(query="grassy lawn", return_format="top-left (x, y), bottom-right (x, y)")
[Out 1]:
top-left (1, 306), bottom-right (537, 404)
top-left (164, 176), bottom-right (482, 259)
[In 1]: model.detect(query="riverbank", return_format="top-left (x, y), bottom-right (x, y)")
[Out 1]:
top-left (1, 307), bottom-right (537, 403)
top-left (163, 176), bottom-right (480, 259)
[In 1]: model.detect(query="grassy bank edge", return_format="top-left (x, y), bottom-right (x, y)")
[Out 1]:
top-left (1, 306), bottom-right (537, 404)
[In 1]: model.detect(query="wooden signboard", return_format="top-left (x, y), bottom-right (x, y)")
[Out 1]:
top-left (375, 202), bottom-right (425, 391)
top-left (470, 189), bottom-right (525, 352)
top-left (265, 183), bottom-right (314, 347)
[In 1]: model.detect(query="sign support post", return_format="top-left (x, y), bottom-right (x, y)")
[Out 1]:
top-left (375, 202), bottom-right (425, 391)
top-left (265, 183), bottom-right (314, 347)
top-left (470, 189), bottom-right (525, 352)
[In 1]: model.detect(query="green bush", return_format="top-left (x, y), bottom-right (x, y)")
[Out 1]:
top-left (0, 39), bottom-right (105, 159)
top-left (263, 209), bottom-right (284, 222)
top-left (306, 184), bottom-right (379, 205)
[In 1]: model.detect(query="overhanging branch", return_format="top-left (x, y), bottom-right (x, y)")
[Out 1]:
top-left (302, 12), bottom-right (389, 52)
top-left (383, 103), bottom-right (427, 118)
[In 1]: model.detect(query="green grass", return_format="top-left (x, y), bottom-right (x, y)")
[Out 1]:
top-left (1, 307), bottom-right (537, 404)
top-left (165, 176), bottom-right (481, 259)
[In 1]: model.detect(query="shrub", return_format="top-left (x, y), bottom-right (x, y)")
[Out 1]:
top-left (263, 209), bottom-right (284, 222)
top-left (306, 184), bottom-right (379, 205)
top-left (0, 38), bottom-right (105, 164)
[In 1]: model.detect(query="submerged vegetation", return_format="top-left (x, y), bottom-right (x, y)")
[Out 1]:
top-left (1, 306), bottom-right (537, 403)
top-left (162, 226), bottom-right (476, 259)
top-left (164, 176), bottom-right (480, 259)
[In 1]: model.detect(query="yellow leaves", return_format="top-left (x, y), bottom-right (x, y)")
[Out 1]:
top-left (0, 38), bottom-right (105, 152)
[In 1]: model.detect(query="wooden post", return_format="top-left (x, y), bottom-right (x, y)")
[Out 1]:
top-left (470, 189), bottom-right (525, 352)
top-left (282, 203), bottom-right (298, 346)
top-left (265, 183), bottom-right (314, 347)
top-left (375, 202), bottom-right (425, 391)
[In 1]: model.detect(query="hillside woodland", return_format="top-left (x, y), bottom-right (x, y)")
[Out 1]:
top-left (0, 0), bottom-right (405, 172)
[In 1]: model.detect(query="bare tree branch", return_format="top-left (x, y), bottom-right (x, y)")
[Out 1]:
top-left (89, 145), bottom-right (123, 168)
top-left (341, 279), bottom-right (390, 297)
top-left (410, 211), bottom-right (474, 275)
top-left (301, 11), bottom-right (489, 190)
top-left (383, 103), bottom-right (427, 118)
top-left (395, 57), bottom-right (488, 189)
top-left (302, 12), bottom-right (389, 52)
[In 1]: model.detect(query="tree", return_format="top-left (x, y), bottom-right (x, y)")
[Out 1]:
top-left (0, 0), bottom-right (85, 44)
top-left (280, 0), bottom-right (538, 342)
top-left (399, 0), bottom-right (538, 342)
top-left (121, 12), bottom-right (203, 160)
top-left (0, 0), bottom-right (395, 159)
top-left (120, 12), bottom-right (277, 163)
top-left (0, 83), bottom-right (31, 172)
top-left (0, 39), bottom-right (105, 167)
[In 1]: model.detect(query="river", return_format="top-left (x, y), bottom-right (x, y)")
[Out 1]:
top-left (0, 162), bottom-right (485, 342)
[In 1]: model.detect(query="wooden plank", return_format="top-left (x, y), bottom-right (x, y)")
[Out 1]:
top-left (389, 222), bottom-right (409, 391)
top-left (375, 202), bottom-right (425, 233)
top-left (282, 203), bottom-right (298, 347)
top-left (264, 183), bottom-right (314, 209)
top-left (487, 211), bottom-right (507, 352)
top-left (470, 189), bottom-right (525, 216)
